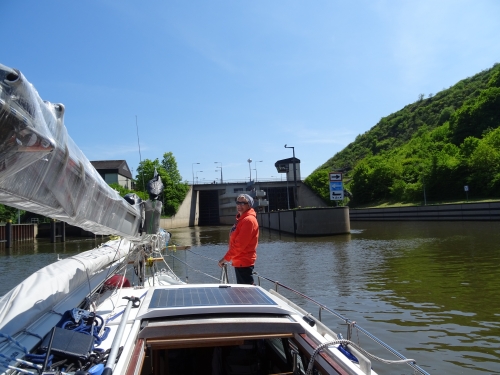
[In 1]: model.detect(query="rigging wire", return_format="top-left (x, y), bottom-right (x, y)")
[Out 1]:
top-left (167, 253), bottom-right (221, 282)
top-left (186, 249), bottom-right (219, 262)
top-left (135, 115), bottom-right (145, 190)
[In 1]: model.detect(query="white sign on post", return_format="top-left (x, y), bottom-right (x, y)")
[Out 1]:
top-left (329, 172), bottom-right (344, 200)
top-left (464, 185), bottom-right (469, 192)
top-left (329, 173), bottom-right (342, 181)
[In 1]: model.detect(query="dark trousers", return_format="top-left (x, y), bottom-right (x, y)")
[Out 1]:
top-left (234, 266), bottom-right (254, 285)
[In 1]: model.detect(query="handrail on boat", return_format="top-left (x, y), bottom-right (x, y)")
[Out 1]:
top-left (253, 272), bottom-right (431, 375)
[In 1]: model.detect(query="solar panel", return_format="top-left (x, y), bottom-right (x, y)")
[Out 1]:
top-left (149, 287), bottom-right (278, 309)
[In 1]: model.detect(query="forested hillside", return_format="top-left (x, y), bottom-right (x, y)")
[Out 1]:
top-left (305, 63), bottom-right (500, 206)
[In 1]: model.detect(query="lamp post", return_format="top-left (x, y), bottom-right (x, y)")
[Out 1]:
top-left (195, 170), bottom-right (203, 184)
top-left (247, 158), bottom-right (252, 181)
top-left (214, 162), bottom-right (223, 183)
top-left (284, 144), bottom-right (298, 207)
top-left (254, 160), bottom-right (263, 182)
top-left (192, 162), bottom-right (200, 185)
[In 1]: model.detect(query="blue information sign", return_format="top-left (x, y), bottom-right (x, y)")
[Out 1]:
top-left (329, 172), bottom-right (344, 200)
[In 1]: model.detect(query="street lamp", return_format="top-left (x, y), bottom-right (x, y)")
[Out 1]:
top-left (192, 162), bottom-right (200, 185)
top-left (195, 170), bottom-right (203, 184)
top-left (214, 162), bottom-right (223, 183)
top-left (247, 158), bottom-right (252, 181)
top-left (284, 144), bottom-right (298, 207)
top-left (254, 160), bottom-right (263, 182)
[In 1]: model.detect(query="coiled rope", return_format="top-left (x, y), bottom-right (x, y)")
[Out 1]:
top-left (305, 339), bottom-right (416, 375)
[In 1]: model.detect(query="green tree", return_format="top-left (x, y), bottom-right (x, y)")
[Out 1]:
top-left (161, 152), bottom-right (189, 216)
top-left (450, 87), bottom-right (500, 144)
top-left (135, 159), bottom-right (169, 192)
top-left (304, 169), bottom-right (334, 205)
top-left (134, 153), bottom-right (189, 216)
top-left (108, 183), bottom-right (148, 201)
top-left (350, 161), bottom-right (373, 205)
top-left (0, 204), bottom-right (22, 222)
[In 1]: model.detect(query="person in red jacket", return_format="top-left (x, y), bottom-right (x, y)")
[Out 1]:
top-left (218, 193), bottom-right (259, 284)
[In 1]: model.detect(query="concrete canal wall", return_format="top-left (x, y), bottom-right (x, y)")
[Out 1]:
top-left (160, 187), bottom-right (199, 229)
top-left (257, 207), bottom-right (350, 236)
top-left (350, 201), bottom-right (500, 221)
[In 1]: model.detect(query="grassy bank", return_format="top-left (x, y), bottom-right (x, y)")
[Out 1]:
top-left (353, 198), bottom-right (500, 209)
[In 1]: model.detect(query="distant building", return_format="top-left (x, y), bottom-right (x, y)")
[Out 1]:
top-left (274, 157), bottom-right (301, 181)
top-left (90, 160), bottom-right (134, 189)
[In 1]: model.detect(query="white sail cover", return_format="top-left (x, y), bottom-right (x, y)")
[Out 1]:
top-left (0, 63), bottom-right (141, 239)
top-left (0, 239), bottom-right (133, 337)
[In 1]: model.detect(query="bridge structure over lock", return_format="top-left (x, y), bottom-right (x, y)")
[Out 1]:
top-left (191, 180), bottom-right (328, 226)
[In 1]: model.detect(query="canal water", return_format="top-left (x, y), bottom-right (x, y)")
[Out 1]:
top-left (1, 221), bottom-right (499, 374)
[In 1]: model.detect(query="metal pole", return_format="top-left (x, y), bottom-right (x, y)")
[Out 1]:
top-left (195, 171), bottom-right (203, 185)
top-left (103, 297), bottom-right (139, 375)
top-left (215, 162), bottom-right (223, 183)
top-left (6, 220), bottom-right (12, 248)
top-left (192, 162), bottom-right (200, 185)
top-left (292, 149), bottom-right (297, 207)
top-left (247, 158), bottom-right (252, 181)
top-left (50, 219), bottom-right (56, 243)
top-left (60, 221), bottom-right (65, 242)
top-left (285, 145), bottom-right (298, 207)
top-left (255, 160), bottom-right (263, 182)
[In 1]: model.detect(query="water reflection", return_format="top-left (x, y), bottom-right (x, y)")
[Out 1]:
top-left (168, 221), bottom-right (500, 374)
top-left (0, 237), bottom-right (108, 296)
top-left (1, 222), bottom-right (499, 374)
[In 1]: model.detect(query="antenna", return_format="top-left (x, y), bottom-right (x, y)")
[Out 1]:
top-left (136, 115), bottom-right (146, 190)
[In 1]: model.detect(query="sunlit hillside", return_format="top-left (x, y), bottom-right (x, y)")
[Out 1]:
top-left (305, 63), bottom-right (500, 207)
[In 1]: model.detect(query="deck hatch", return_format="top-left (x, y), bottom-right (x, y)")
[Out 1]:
top-left (149, 287), bottom-right (278, 309)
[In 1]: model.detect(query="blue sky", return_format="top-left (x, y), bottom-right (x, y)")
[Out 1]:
top-left (3, 1), bottom-right (500, 184)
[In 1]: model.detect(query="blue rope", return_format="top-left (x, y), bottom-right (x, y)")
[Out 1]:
top-left (58, 309), bottom-right (110, 347)
top-left (24, 353), bottom-right (53, 366)
top-left (0, 353), bottom-right (15, 367)
top-left (0, 332), bottom-right (28, 354)
top-left (1, 308), bottom-right (110, 370)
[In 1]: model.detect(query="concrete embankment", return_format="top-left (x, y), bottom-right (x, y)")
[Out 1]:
top-left (160, 187), bottom-right (198, 229)
top-left (257, 207), bottom-right (350, 236)
top-left (350, 201), bottom-right (500, 221)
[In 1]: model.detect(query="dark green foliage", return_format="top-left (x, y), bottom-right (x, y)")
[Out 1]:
top-left (135, 159), bottom-right (168, 192)
top-left (488, 69), bottom-right (500, 88)
top-left (0, 205), bottom-right (22, 222)
top-left (161, 152), bottom-right (190, 216)
top-left (109, 183), bottom-right (148, 201)
top-left (449, 87), bottom-right (500, 144)
top-left (133, 153), bottom-right (189, 216)
top-left (303, 169), bottom-right (335, 205)
top-left (308, 63), bottom-right (500, 206)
